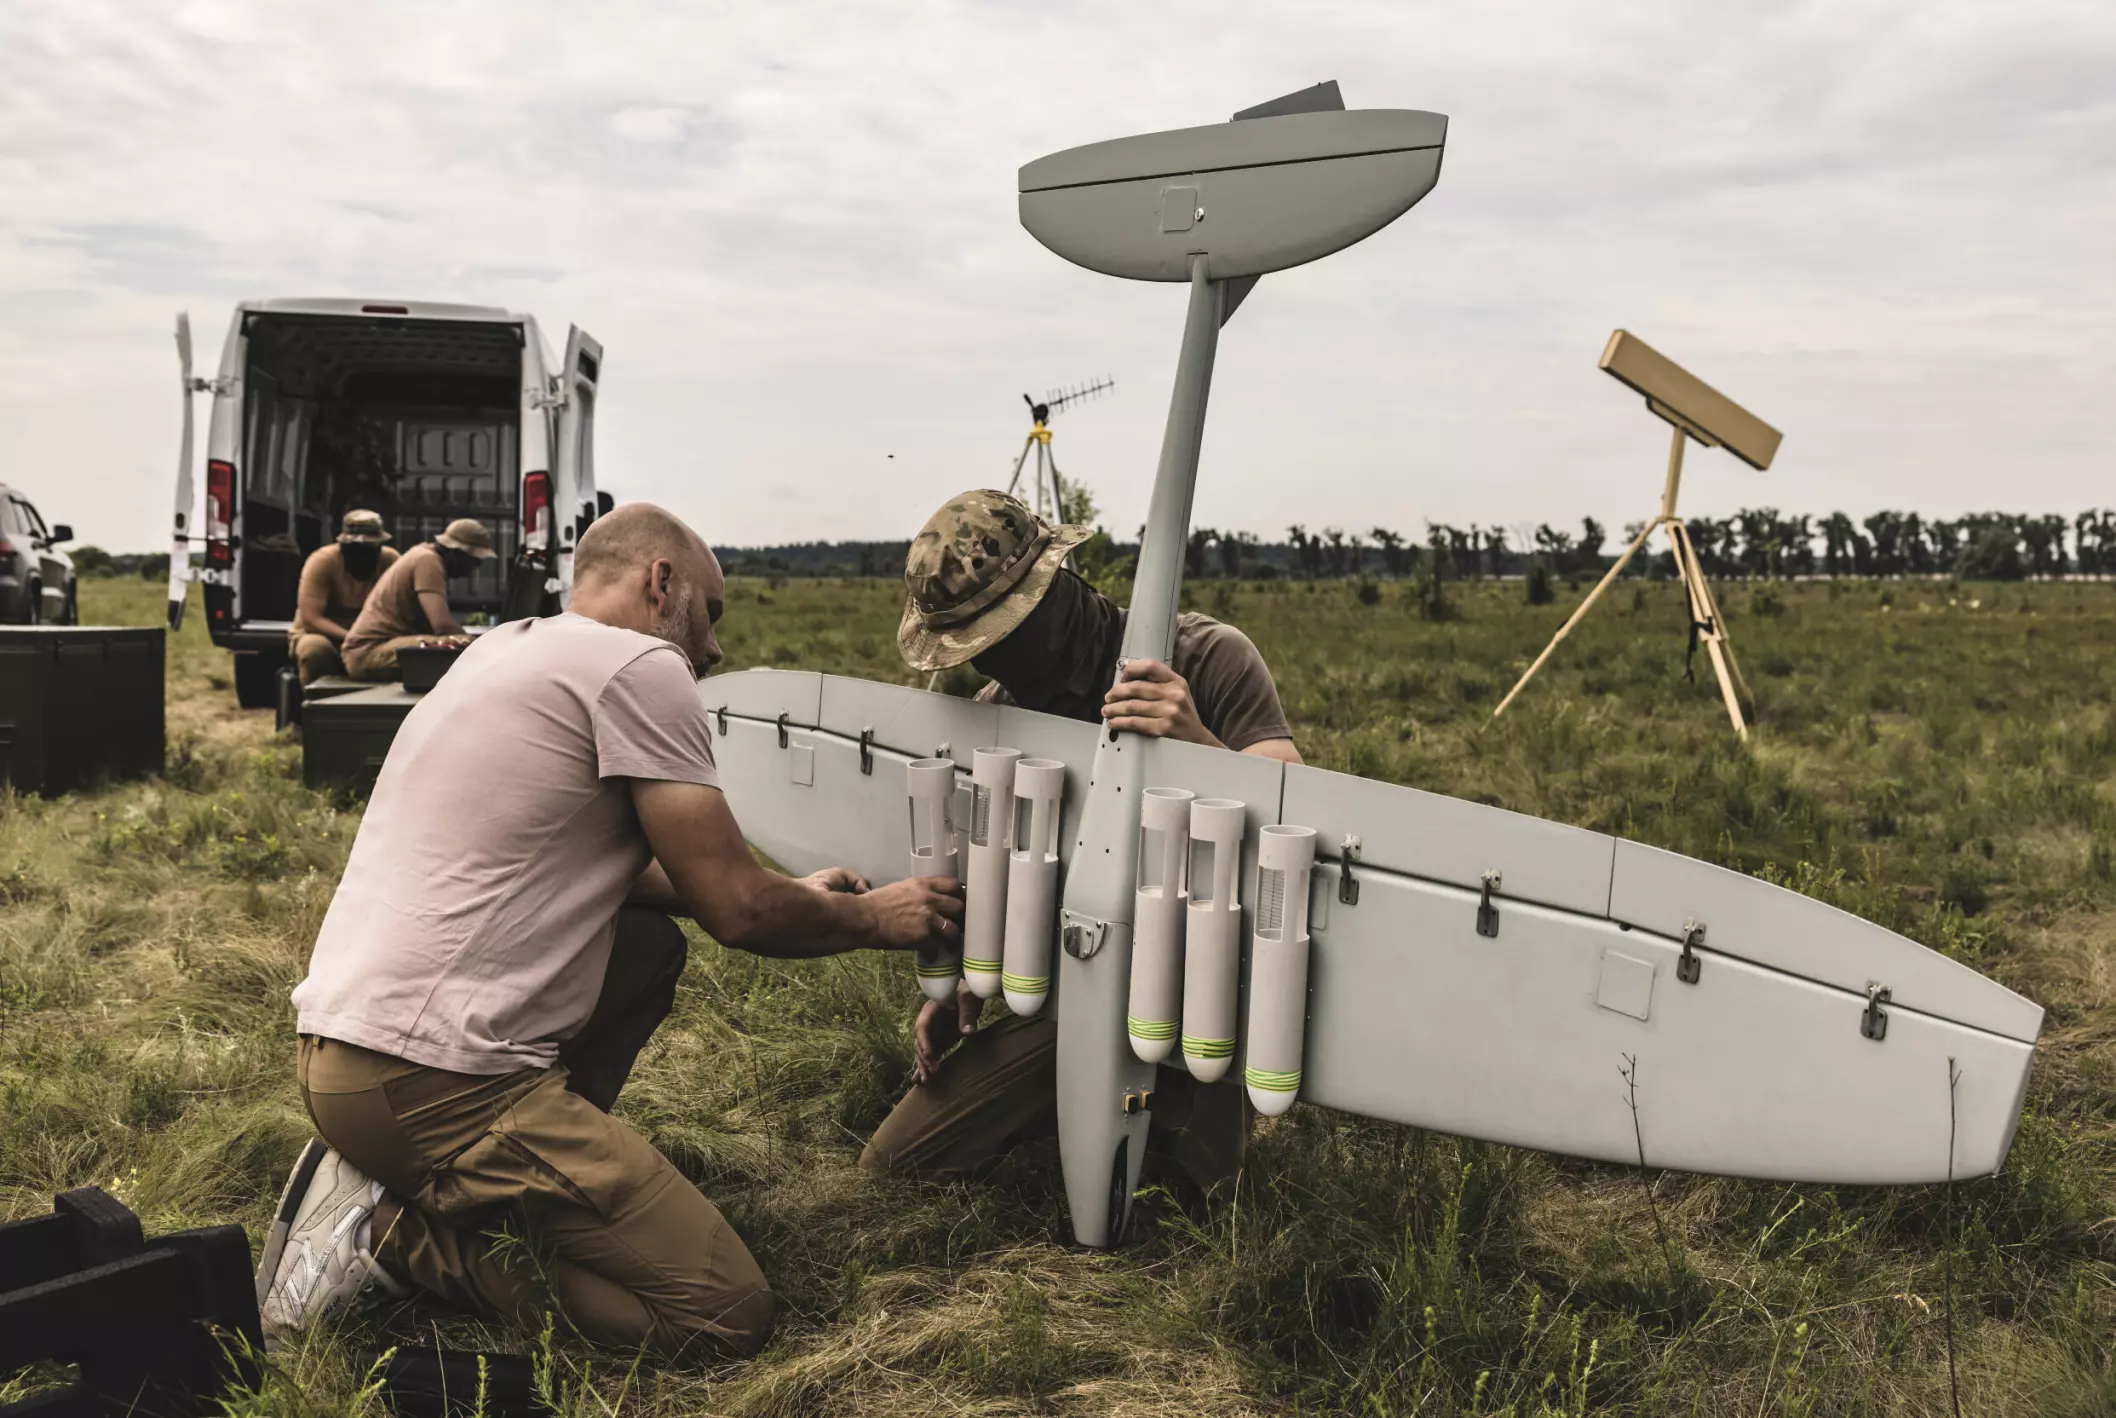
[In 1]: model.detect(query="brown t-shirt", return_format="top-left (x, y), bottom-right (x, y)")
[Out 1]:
top-left (343, 543), bottom-right (449, 656)
top-left (977, 611), bottom-right (1293, 751)
top-left (293, 543), bottom-right (400, 637)
top-left (292, 613), bottom-right (718, 1074)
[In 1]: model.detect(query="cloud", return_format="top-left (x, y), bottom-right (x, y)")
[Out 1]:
top-left (0, 0), bottom-right (2110, 553)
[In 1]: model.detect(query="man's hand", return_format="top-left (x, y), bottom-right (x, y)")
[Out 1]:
top-left (1102, 658), bottom-right (1222, 747)
top-left (911, 978), bottom-right (985, 1085)
top-left (632, 779), bottom-right (963, 959)
top-left (860, 876), bottom-right (965, 950)
top-left (800, 866), bottom-right (869, 894)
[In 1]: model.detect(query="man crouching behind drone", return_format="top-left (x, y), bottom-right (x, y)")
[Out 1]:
top-left (255, 503), bottom-right (964, 1360)
top-left (863, 489), bottom-right (1301, 1199)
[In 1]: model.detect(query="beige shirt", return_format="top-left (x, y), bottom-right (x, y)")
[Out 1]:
top-left (343, 543), bottom-right (449, 656)
top-left (294, 543), bottom-right (401, 637)
top-left (293, 613), bottom-right (717, 1074)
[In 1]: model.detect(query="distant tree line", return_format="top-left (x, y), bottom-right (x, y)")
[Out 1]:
top-left (715, 509), bottom-right (2116, 585)
top-left (68, 548), bottom-right (173, 580)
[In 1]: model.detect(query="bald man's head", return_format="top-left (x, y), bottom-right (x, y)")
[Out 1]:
top-left (569, 503), bottom-right (725, 675)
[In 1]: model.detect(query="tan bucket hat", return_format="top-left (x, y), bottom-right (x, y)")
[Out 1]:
top-left (898, 489), bottom-right (1094, 672)
top-left (336, 509), bottom-right (391, 543)
top-left (434, 517), bottom-right (497, 560)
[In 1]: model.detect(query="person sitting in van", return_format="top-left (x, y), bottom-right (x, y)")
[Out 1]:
top-left (341, 518), bottom-right (494, 680)
top-left (290, 510), bottom-right (401, 686)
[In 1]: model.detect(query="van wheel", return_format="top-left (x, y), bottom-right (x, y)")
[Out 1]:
top-left (233, 650), bottom-right (287, 709)
top-left (62, 581), bottom-right (79, 625)
top-left (24, 579), bottom-right (41, 625)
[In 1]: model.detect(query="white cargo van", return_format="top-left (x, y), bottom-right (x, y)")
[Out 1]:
top-left (169, 299), bottom-right (603, 706)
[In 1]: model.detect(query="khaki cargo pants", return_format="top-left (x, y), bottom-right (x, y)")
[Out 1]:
top-left (342, 634), bottom-right (439, 681)
top-left (297, 908), bottom-right (775, 1359)
top-left (289, 632), bottom-right (346, 686)
top-left (859, 1012), bottom-right (1249, 1196)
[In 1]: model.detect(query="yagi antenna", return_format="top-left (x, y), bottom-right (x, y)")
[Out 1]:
top-left (1008, 376), bottom-right (1116, 520)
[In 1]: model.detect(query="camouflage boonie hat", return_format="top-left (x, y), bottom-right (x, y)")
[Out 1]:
top-left (336, 509), bottom-right (391, 543)
top-left (898, 490), bottom-right (1094, 672)
top-left (435, 517), bottom-right (497, 560)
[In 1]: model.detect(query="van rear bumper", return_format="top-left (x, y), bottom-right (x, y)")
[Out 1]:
top-left (211, 624), bottom-right (295, 654)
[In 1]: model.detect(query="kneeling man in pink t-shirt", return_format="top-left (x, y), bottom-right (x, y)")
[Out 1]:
top-left (254, 503), bottom-right (963, 1361)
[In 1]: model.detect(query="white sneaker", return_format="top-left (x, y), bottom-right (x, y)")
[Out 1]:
top-left (254, 1138), bottom-right (407, 1333)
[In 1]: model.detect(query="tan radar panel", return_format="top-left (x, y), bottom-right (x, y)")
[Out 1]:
top-left (1599, 330), bottom-right (1782, 470)
top-left (1494, 332), bottom-right (1784, 739)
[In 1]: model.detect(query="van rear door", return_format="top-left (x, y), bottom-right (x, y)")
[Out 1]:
top-left (168, 313), bottom-right (197, 629)
top-left (552, 327), bottom-right (602, 603)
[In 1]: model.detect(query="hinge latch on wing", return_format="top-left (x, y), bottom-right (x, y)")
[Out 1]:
top-left (1476, 870), bottom-right (1502, 937)
top-left (1861, 983), bottom-right (1891, 1042)
top-left (1338, 835), bottom-right (1361, 905)
top-left (776, 712), bottom-right (789, 749)
top-left (714, 706), bottom-right (728, 737)
top-left (859, 727), bottom-right (875, 775)
top-left (1678, 920), bottom-right (1705, 985)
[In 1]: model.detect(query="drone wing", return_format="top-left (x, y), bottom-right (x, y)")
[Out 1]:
top-left (700, 670), bottom-right (2039, 1184)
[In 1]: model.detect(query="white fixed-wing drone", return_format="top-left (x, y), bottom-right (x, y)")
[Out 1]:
top-left (701, 84), bottom-right (2042, 1249)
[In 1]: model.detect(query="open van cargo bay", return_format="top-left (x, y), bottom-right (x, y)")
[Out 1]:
top-left (170, 299), bottom-right (602, 706)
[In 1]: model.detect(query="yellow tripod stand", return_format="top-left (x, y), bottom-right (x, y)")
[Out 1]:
top-left (1493, 330), bottom-right (1782, 741)
top-left (1493, 423), bottom-right (1754, 738)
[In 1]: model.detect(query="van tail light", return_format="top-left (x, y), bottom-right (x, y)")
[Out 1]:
top-left (523, 470), bottom-right (551, 554)
top-left (205, 459), bottom-right (234, 567)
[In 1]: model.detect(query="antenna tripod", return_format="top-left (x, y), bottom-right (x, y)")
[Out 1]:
top-left (1004, 377), bottom-right (1112, 520)
top-left (1492, 422), bottom-right (1756, 739)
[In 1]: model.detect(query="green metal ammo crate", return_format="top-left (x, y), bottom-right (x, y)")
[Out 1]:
top-left (301, 685), bottom-right (423, 792)
top-left (0, 626), bottom-right (165, 796)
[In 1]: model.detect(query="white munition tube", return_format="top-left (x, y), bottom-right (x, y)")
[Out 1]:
top-left (963, 748), bottom-right (1022, 1000)
top-left (906, 758), bottom-right (962, 1003)
top-left (1002, 758), bottom-right (1066, 1016)
top-left (1127, 787), bottom-right (1195, 1062)
top-left (1244, 824), bottom-right (1316, 1116)
top-left (1181, 799), bottom-right (1246, 1082)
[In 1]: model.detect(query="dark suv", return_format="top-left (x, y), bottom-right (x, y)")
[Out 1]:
top-left (0, 485), bottom-right (77, 624)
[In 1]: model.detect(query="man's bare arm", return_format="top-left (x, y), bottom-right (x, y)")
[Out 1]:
top-left (631, 779), bottom-right (961, 958)
top-left (417, 587), bottom-right (464, 636)
top-left (1243, 737), bottom-right (1304, 765)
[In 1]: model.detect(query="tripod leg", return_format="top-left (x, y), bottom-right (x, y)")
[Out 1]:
top-left (1671, 522), bottom-right (1748, 739)
top-left (1688, 553), bottom-right (1754, 706)
top-left (1005, 437), bottom-right (1035, 500)
top-left (1493, 518), bottom-right (1658, 719)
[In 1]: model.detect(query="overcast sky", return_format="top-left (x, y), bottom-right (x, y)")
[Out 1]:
top-left (2, 1), bottom-right (2110, 555)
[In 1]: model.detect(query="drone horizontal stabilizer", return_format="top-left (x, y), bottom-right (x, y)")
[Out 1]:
top-left (1019, 108), bottom-right (1447, 282)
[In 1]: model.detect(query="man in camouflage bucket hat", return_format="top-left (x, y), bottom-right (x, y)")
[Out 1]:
top-left (870, 488), bottom-right (1302, 1202)
top-left (897, 489), bottom-right (1096, 672)
top-left (290, 509), bottom-right (402, 686)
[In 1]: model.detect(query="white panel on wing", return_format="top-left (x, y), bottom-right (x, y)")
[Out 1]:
top-left (1608, 840), bottom-right (2044, 1045)
top-left (817, 676), bottom-right (1004, 765)
top-left (1281, 764), bottom-right (1614, 917)
top-left (1301, 868), bottom-right (2032, 1182)
top-left (803, 734), bottom-right (947, 891)
top-left (699, 669), bottom-right (824, 725)
top-left (711, 717), bottom-right (833, 878)
top-left (993, 706), bottom-right (1101, 861)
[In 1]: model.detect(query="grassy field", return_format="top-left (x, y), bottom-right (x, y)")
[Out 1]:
top-left (3, 572), bottom-right (2112, 1416)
